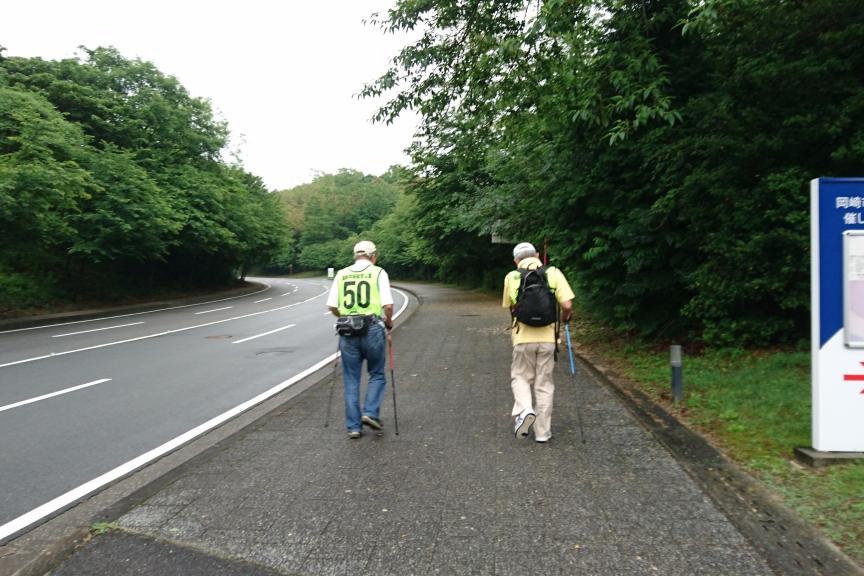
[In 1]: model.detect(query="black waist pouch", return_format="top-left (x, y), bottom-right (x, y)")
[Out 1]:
top-left (335, 315), bottom-right (373, 337)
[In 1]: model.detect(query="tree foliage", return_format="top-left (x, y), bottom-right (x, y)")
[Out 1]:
top-left (0, 47), bottom-right (289, 310)
top-left (364, 0), bottom-right (864, 345)
top-left (274, 169), bottom-right (431, 275)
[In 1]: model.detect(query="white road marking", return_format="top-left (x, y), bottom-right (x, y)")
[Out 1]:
top-left (194, 306), bottom-right (233, 315)
top-left (0, 290), bottom-right (329, 370)
top-left (232, 324), bottom-right (296, 344)
top-left (52, 322), bottom-right (144, 338)
top-left (254, 298), bottom-right (272, 303)
top-left (0, 282), bottom-right (272, 334)
top-left (392, 288), bottom-right (409, 319)
top-left (0, 379), bottom-right (111, 413)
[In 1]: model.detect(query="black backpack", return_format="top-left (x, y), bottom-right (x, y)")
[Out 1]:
top-left (513, 266), bottom-right (558, 327)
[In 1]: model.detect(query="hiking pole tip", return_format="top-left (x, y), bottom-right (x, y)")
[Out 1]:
top-left (387, 330), bottom-right (399, 436)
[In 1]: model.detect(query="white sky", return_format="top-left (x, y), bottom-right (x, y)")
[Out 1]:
top-left (1, 1), bottom-right (419, 191)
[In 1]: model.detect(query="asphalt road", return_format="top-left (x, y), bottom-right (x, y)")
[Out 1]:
top-left (0, 276), bottom-right (408, 542)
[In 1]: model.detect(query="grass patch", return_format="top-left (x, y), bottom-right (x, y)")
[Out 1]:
top-left (574, 319), bottom-right (864, 566)
top-left (89, 521), bottom-right (118, 535)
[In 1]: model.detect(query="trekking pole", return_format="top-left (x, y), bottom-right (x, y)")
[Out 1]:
top-left (324, 341), bottom-right (339, 428)
top-left (387, 330), bottom-right (400, 435)
top-left (564, 322), bottom-right (586, 444)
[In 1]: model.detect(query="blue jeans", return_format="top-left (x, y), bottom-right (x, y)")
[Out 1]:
top-left (339, 321), bottom-right (388, 432)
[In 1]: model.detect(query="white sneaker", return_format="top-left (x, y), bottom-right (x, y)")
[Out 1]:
top-left (535, 435), bottom-right (551, 443)
top-left (514, 409), bottom-right (536, 439)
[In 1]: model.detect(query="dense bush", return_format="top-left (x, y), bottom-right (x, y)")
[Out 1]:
top-left (0, 270), bottom-right (62, 312)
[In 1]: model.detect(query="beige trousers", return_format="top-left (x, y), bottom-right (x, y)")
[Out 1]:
top-left (510, 342), bottom-right (556, 439)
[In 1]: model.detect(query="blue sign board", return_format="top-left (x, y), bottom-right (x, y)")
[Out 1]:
top-left (816, 178), bottom-right (864, 346)
top-left (811, 177), bottom-right (864, 451)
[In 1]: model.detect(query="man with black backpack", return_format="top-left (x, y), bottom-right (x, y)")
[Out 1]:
top-left (502, 242), bottom-right (574, 443)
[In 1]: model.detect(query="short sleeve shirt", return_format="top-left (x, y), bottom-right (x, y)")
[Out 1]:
top-left (502, 257), bottom-right (575, 345)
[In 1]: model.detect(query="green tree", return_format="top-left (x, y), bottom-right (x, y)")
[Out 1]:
top-left (0, 48), bottom-right (291, 307)
top-left (276, 169), bottom-right (402, 271)
top-left (2, 47), bottom-right (228, 167)
top-left (0, 87), bottom-right (96, 272)
top-left (366, 0), bottom-right (864, 344)
top-left (367, 189), bottom-right (435, 278)
top-left (69, 144), bottom-right (181, 264)
top-left (298, 238), bottom-right (354, 271)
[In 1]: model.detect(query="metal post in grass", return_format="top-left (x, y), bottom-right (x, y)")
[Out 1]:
top-left (671, 345), bottom-right (683, 403)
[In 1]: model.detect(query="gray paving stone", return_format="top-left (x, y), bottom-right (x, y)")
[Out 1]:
top-left (264, 509), bottom-right (334, 540)
top-left (145, 486), bottom-right (206, 507)
top-left (49, 531), bottom-right (281, 576)
top-left (225, 541), bottom-right (310, 574)
top-left (365, 536), bottom-right (437, 576)
top-left (118, 504), bottom-right (184, 529)
top-left (300, 553), bottom-right (374, 576)
top-left (430, 536), bottom-right (497, 575)
top-left (303, 532), bottom-right (377, 556)
top-left (555, 542), bottom-right (635, 574)
top-left (151, 516), bottom-right (209, 540)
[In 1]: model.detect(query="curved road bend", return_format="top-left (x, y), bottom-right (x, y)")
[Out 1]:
top-left (0, 276), bottom-right (408, 542)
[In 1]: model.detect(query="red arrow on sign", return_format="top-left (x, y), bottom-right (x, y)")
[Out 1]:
top-left (842, 362), bottom-right (864, 393)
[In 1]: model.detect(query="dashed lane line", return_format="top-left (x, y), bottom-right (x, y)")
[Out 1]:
top-left (0, 378), bottom-right (112, 413)
top-left (194, 306), bottom-right (234, 315)
top-left (232, 324), bottom-right (296, 344)
top-left (52, 322), bottom-right (144, 338)
top-left (0, 290), bottom-right (328, 370)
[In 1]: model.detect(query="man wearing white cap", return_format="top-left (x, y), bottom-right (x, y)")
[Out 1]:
top-left (502, 242), bottom-right (574, 442)
top-left (327, 240), bottom-right (394, 438)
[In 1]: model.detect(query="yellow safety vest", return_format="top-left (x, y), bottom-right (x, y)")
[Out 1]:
top-left (335, 265), bottom-right (384, 316)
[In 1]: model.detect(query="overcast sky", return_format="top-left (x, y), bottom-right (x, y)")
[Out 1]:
top-left (1, 0), bottom-right (419, 191)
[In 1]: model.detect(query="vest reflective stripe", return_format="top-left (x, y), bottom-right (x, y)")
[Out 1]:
top-left (335, 265), bottom-right (383, 316)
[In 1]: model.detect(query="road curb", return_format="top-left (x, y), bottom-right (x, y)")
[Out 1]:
top-left (573, 346), bottom-right (864, 576)
top-left (0, 282), bottom-right (269, 332)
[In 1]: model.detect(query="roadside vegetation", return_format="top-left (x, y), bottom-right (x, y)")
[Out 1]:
top-left (0, 47), bottom-right (288, 316)
top-left (574, 317), bottom-right (864, 564)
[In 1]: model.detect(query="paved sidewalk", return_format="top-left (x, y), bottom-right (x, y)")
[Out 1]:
top-left (47, 284), bottom-right (774, 576)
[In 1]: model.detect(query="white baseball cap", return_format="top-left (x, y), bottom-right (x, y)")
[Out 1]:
top-left (513, 242), bottom-right (537, 260)
top-left (353, 240), bottom-right (377, 257)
